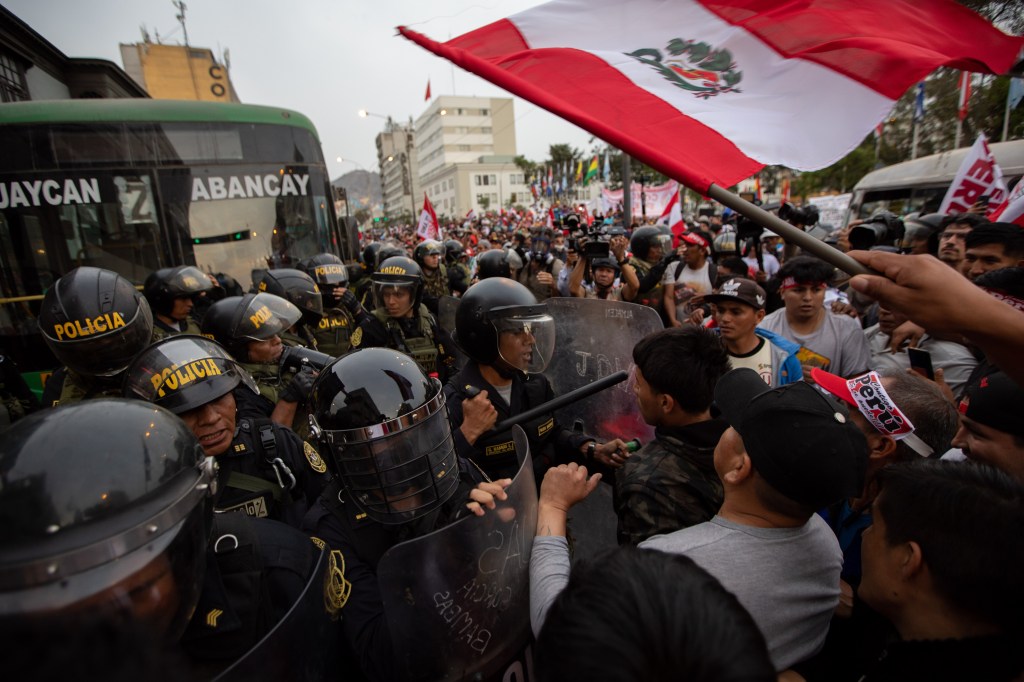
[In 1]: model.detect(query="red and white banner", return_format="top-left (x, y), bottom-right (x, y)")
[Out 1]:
top-left (601, 180), bottom-right (678, 217)
top-left (989, 177), bottom-right (1024, 227)
top-left (399, 0), bottom-right (1023, 194)
top-left (417, 193), bottom-right (441, 240)
top-left (938, 134), bottom-right (1008, 215)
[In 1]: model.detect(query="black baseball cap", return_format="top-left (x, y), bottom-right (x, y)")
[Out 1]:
top-left (958, 371), bottom-right (1024, 437)
top-left (714, 368), bottom-right (869, 509)
top-left (699, 278), bottom-right (767, 310)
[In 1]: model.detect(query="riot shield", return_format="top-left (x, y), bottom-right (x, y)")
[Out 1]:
top-left (438, 295), bottom-right (469, 368)
top-left (377, 426), bottom-right (537, 682)
top-left (544, 297), bottom-right (663, 444)
top-left (214, 547), bottom-right (335, 682)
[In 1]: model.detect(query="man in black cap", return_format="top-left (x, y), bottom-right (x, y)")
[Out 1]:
top-left (639, 368), bottom-right (868, 671)
top-left (700, 277), bottom-right (801, 387)
top-left (953, 370), bottom-right (1024, 483)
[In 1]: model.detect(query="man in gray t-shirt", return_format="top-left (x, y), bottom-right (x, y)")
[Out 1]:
top-left (758, 257), bottom-right (870, 378)
top-left (642, 370), bottom-right (867, 670)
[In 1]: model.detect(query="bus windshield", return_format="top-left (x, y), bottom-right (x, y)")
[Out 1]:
top-left (0, 100), bottom-right (354, 383)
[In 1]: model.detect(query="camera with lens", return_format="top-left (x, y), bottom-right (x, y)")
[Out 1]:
top-left (778, 202), bottom-right (820, 227)
top-left (280, 345), bottom-right (335, 373)
top-left (849, 211), bottom-right (905, 251)
top-left (736, 216), bottom-right (764, 241)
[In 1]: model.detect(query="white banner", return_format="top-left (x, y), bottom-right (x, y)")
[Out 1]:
top-left (938, 134), bottom-right (1008, 215)
top-left (600, 180), bottom-right (678, 217)
top-left (807, 193), bottom-right (852, 228)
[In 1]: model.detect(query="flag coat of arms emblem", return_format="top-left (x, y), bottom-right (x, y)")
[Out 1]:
top-left (400, 0), bottom-right (1023, 193)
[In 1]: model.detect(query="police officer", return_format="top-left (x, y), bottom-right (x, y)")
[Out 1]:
top-left (302, 347), bottom-right (509, 682)
top-left (625, 226), bottom-right (678, 323)
top-left (0, 399), bottom-right (330, 679)
top-left (124, 335), bottom-right (330, 528)
top-left (445, 278), bottom-right (629, 481)
top-left (144, 265), bottom-right (213, 341)
top-left (350, 255), bottom-right (457, 382)
top-left (475, 249), bottom-right (513, 280)
top-left (413, 239), bottom-right (449, 315)
top-left (444, 238), bottom-right (472, 295)
top-left (297, 253), bottom-right (371, 357)
top-left (201, 292), bottom-right (316, 430)
top-left (350, 242), bottom-right (381, 308)
top-left (252, 268), bottom-right (325, 349)
top-left (39, 266), bottom-right (154, 407)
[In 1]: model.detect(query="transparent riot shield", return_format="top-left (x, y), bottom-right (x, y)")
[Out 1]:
top-left (544, 298), bottom-right (663, 444)
top-left (377, 426), bottom-right (537, 682)
top-left (214, 547), bottom-right (335, 682)
top-left (438, 295), bottom-right (469, 368)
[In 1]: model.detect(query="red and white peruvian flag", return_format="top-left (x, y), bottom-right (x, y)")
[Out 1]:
top-left (399, 0), bottom-right (1023, 193)
top-left (938, 134), bottom-right (1008, 216)
top-left (990, 178), bottom-right (1024, 228)
top-left (656, 183), bottom-right (685, 242)
top-left (417, 193), bottom-right (441, 240)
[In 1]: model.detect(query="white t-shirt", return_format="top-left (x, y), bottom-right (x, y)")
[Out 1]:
top-left (663, 261), bottom-right (714, 320)
top-left (728, 337), bottom-right (775, 386)
top-left (742, 252), bottom-right (780, 279)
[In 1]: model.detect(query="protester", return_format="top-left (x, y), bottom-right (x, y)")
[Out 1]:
top-left (759, 257), bottom-right (871, 379)
top-left (960, 222), bottom-right (1024, 281)
top-left (614, 327), bottom-right (731, 545)
top-left (701, 277), bottom-right (802, 386)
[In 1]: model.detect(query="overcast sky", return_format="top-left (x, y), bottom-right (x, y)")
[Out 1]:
top-left (6, 0), bottom-right (596, 179)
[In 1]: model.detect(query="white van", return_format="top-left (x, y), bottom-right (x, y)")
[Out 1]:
top-left (843, 139), bottom-right (1024, 225)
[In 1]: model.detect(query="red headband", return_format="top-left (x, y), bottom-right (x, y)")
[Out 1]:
top-left (779, 277), bottom-right (826, 291)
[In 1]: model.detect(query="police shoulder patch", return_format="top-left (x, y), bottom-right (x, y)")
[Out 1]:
top-left (324, 549), bottom-right (352, 619)
top-left (304, 441), bottom-right (328, 473)
top-left (351, 326), bottom-right (363, 347)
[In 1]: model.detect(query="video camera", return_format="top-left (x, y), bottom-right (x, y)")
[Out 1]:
top-left (280, 345), bottom-right (335, 374)
top-left (849, 212), bottom-right (905, 251)
top-left (778, 202), bottom-right (820, 227)
top-left (563, 214), bottom-right (613, 258)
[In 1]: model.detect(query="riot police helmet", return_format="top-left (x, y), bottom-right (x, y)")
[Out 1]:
top-left (308, 348), bottom-right (459, 525)
top-left (413, 240), bottom-right (445, 268)
top-left (143, 266), bottom-right (213, 318)
top-left (372, 256), bottom-right (423, 318)
top-left (40, 267), bottom-right (154, 378)
top-left (298, 253), bottom-right (349, 288)
top-left (0, 399), bottom-right (216, 639)
top-left (123, 335), bottom-right (258, 415)
top-left (443, 239), bottom-right (465, 265)
top-left (629, 226), bottom-right (671, 262)
top-left (361, 242), bottom-right (382, 269)
top-left (253, 268), bottom-right (324, 324)
top-left (376, 244), bottom-right (407, 268)
top-left (454, 278), bottom-right (555, 374)
top-left (713, 230), bottom-right (738, 255)
top-left (200, 292), bottom-right (301, 361)
top-left (475, 250), bottom-right (512, 280)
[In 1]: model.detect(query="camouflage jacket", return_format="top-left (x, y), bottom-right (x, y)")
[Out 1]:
top-left (613, 419), bottom-right (729, 546)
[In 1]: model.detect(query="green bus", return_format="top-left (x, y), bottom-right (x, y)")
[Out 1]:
top-left (0, 99), bottom-right (356, 391)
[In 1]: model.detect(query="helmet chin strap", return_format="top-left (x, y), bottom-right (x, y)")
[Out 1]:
top-left (494, 355), bottom-right (525, 379)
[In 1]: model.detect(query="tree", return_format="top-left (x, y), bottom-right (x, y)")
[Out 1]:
top-left (479, 196), bottom-right (491, 212)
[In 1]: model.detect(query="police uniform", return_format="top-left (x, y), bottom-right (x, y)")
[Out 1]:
top-left (215, 415), bottom-right (331, 529)
top-left (350, 305), bottom-right (456, 382)
top-left (448, 262), bottom-right (472, 295)
top-left (613, 420), bottom-right (729, 545)
top-left (301, 473), bottom-right (480, 682)
top-left (180, 513), bottom-right (329, 670)
top-left (313, 306), bottom-right (356, 357)
top-left (444, 361), bottom-right (592, 481)
top-left (40, 367), bottom-right (122, 407)
top-left (151, 315), bottom-right (203, 342)
top-left (628, 255), bottom-right (666, 312)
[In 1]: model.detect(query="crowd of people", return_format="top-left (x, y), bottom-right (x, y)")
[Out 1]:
top-left (1, 197), bottom-right (1023, 681)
